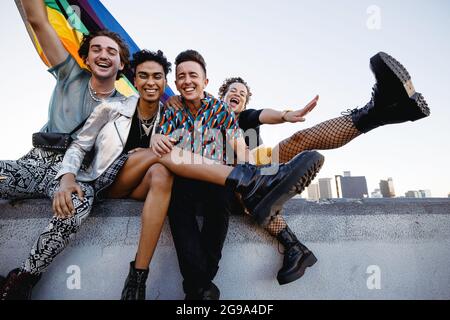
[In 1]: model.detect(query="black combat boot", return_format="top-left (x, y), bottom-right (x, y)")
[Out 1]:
top-left (121, 261), bottom-right (149, 300)
top-left (276, 226), bottom-right (317, 285)
top-left (226, 150), bottom-right (324, 226)
top-left (185, 282), bottom-right (220, 300)
top-left (348, 52), bottom-right (429, 133)
top-left (0, 268), bottom-right (42, 300)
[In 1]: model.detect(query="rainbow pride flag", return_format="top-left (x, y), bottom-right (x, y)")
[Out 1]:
top-left (15, 0), bottom-right (174, 101)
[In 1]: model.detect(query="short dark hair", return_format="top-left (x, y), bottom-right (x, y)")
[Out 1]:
top-left (218, 77), bottom-right (252, 107)
top-left (131, 49), bottom-right (172, 78)
top-left (78, 29), bottom-right (131, 80)
top-left (175, 49), bottom-right (207, 77)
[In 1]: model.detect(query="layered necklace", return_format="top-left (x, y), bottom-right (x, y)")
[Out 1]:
top-left (88, 79), bottom-right (117, 102)
top-left (137, 106), bottom-right (159, 138)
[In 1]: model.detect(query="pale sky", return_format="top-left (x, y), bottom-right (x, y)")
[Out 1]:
top-left (0, 0), bottom-right (449, 197)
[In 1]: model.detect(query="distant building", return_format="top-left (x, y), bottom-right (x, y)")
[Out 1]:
top-left (405, 189), bottom-right (432, 198)
top-left (307, 183), bottom-right (320, 201)
top-left (405, 190), bottom-right (420, 198)
top-left (380, 178), bottom-right (395, 198)
top-left (338, 172), bottom-right (369, 199)
top-left (371, 189), bottom-right (383, 198)
top-left (318, 178), bottom-right (333, 199)
top-left (343, 171), bottom-right (351, 177)
top-left (418, 190), bottom-right (432, 198)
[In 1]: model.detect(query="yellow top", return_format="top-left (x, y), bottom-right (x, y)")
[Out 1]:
top-left (251, 146), bottom-right (273, 165)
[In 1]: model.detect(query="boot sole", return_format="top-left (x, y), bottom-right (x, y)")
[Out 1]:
top-left (370, 52), bottom-right (430, 120)
top-left (277, 252), bottom-right (318, 285)
top-left (371, 52), bottom-right (415, 98)
top-left (253, 151), bottom-right (324, 226)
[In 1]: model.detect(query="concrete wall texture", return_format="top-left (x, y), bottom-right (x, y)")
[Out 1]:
top-left (1, 198), bottom-right (449, 300)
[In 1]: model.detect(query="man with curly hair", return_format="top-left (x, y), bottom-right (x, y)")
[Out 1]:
top-left (0, 0), bottom-right (130, 299)
top-left (216, 52), bottom-right (429, 285)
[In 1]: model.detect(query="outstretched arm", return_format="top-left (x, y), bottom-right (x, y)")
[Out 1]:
top-left (259, 95), bottom-right (319, 124)
top-left (20, 0), bottom-right (68, 66)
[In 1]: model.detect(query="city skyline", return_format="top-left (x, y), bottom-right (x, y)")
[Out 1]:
top-left (307, 171), bottom-right (435, 199)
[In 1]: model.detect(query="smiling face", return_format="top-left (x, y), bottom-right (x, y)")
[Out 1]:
top-left (134, 60), bottom-right (166, 104)
top-left (223, 82), bottom-right (249, 114)
top-left (175, 61), bottom-right (208, 108)
top-left (85, 36), bottom-right (124, 81)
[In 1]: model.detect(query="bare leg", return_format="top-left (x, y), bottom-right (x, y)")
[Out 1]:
top-left (108, 147), bottom-right (232, 198)
top-left (157, 147), bottom-right (232, 185)
top-left (273, 115), bottom-right (361, 163)
top-left (107, 148), bottom-right (233, 269)
top-left (117, 164), bottom-right (174, 270)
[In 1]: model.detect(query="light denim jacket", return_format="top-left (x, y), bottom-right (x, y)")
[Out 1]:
top-left (55, 95), bottom-right (140, 182)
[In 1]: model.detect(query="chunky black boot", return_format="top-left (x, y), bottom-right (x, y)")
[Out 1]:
top-left (185, 282), bottom-right (220, 300)
top-left (0, 268), bottom-right (42, 300)
top-left (121, 261), bottom-right (149, 300)
top-left (276, 226), bottom-right (317, 285)
top-left (226, 150), bottom-right (324, 226)
top-left (349, 52), bottom-right (430, 133)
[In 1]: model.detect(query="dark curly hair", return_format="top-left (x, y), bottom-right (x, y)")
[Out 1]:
top-left (218, 77), bottom-right (252, 107)
top-left (175, 49), bottom-right (207, 77)
top-left (78, 30), bottom-right (131, 80)
top-left (131, 49), bottom-right (172, 78)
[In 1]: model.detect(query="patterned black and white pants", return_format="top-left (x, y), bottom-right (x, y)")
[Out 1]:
top-left (0, 148), bottom-right (94, 275)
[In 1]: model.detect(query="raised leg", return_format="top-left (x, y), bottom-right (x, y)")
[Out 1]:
top-left (273, 115), bottom-right (361, 164)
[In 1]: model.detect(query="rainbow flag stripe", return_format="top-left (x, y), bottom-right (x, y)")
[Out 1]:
top-left (15, 0), bottom-right (175, 101)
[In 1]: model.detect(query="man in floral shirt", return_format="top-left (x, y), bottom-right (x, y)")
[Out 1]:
top-left (154, 50), bottom-right (245, 299)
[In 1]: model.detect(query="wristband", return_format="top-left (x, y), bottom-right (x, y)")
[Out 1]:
top-left (281, 110), bottom-right (293, 121)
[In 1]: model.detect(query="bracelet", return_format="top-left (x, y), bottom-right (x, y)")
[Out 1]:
top-left (281, 110), bottom-right (293, 121)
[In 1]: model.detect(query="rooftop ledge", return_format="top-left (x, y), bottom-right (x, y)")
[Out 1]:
top-left (1, 198), bottom-right (450, 300)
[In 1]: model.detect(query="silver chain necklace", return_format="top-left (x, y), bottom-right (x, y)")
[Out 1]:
top-left (88, 79), bottom-right (116, 102)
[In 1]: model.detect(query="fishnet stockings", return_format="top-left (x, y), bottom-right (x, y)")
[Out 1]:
top-left (265, 214), bottom-right (288, 236)
top-left (273, 115), bottom-right (361, 164)
top-left (265, 115), bottom-right (361, 237)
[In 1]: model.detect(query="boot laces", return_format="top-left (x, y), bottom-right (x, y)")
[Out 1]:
top-left (136, 271), bottom-right (147, 284)
top-left (369, 84), bottom-right (379, 103)
top-left (286, 245), bottom-right (301, 259)
top-left (341, 108), bottom-right (359, 116)
top-left (124, 275), bottom-right (145, 299)
top-left (278, 239), bottom-right (300, 256)
top-left (277, 241), bottom-right (285, 255)
top-left (341, 84), bottom-right (378, 116)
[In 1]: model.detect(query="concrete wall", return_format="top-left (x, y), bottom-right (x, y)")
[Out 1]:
top-left (1, 198), bottom-right (450, 300)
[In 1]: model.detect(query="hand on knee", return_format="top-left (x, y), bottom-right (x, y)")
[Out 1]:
top-left (52, 181), bottom-right (93, 219)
